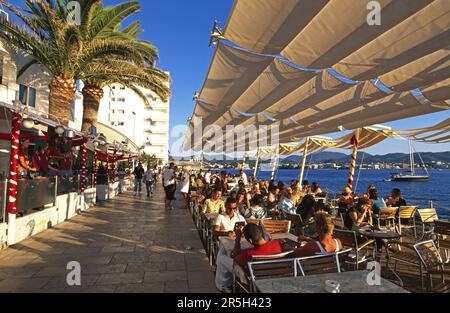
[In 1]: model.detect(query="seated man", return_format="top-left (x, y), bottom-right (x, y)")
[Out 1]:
top-left (242, 194), bottom-right (267, 220)
top-left (213, 197), bottom-right (246, 238)
top-left (215, 223), bottom-right (283, 293)
top-left (292, 212), bottom-right (342, 257)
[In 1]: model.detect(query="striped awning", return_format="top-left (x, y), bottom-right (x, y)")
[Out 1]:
top-left (184, 0), bottom-right (450, 152)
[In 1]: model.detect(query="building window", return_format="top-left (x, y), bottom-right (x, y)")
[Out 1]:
top-left (117, 97), bottom-right (125, 102)
top-left (117, 122), bottom-right (124, 126)
top-left (19, 84), bottom-right (36, 107)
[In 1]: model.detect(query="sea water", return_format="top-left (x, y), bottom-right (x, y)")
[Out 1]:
top-left (224, 169), bottom-right (450, 218)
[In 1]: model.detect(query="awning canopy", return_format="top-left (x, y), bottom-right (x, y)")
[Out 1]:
top-left (184, 0), bottom-right (450, 152)
top-left (260, 119), bottom-right (450, 157)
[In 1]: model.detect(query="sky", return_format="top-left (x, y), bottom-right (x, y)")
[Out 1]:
top-left (5, 0), bottom-right (450, 156)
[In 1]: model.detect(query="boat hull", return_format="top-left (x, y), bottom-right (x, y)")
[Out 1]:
top-left (391, 175), bottom-right (429, 182)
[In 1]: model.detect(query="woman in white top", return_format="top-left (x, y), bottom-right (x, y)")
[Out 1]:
top-left (292, 212), bottom-right (343, 257)
top-left (181, 166), bottom-right (191, 209)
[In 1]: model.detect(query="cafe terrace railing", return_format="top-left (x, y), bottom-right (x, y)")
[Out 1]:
top-left (0, 177), bottom-right (56, 222)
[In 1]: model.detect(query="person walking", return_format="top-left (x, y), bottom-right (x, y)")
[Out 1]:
top-left (163, 162), bottom-right (177, 210)
top-left (144, 165), bottom-right (155, 197)
top-left (133, 162), bottom-right (145, 196)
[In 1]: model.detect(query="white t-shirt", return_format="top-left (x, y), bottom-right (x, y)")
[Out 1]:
top-left (181, 172), bottom-right (190, 193)
top-left (163, 169), bottom-right (176, 187)
top-left (144, 170), bottom-right (154, 182)
top-left (205, 172), bottom-right (211, 184)
top-left (240, 173), bottom-right (248, 185)
top-left (214, 213), bottom-right (247, 233)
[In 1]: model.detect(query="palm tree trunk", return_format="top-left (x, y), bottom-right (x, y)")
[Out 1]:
top-left (81, 85), bottom-right (104, 132)
top-left (48, 76), bottom-right (76, 126)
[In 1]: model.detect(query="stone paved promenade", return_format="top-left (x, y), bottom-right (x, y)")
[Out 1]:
top-left (0, 184), bottom-right (217, 293)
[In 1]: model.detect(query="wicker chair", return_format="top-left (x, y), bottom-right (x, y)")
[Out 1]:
top-left (413, 240), bottom-right (450, 293)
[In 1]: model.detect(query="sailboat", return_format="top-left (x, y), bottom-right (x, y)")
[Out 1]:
top-left (390, 140), bottom-right (429, 182)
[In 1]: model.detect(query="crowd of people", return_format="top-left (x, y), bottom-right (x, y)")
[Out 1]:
top-left (150, 165), bottom-right (409, 293)
top-left (17, 135), bottom-right (75, 179)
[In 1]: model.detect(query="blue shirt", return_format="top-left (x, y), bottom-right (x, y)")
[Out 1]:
top-left (372, 198), bottom-right (387, 215)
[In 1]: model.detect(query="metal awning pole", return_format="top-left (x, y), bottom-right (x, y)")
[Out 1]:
top-left (347, 129), bottom-right (361, 192)
top-left (297, 137), bottom-right (310, 188)
top-left (7, 112), bottom-right (21, 246)
top-left (270, 146), bottom-right (279, 182)
top-left (253, 149), bottom-right (260, 179)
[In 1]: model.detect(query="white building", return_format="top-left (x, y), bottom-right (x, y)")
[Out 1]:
top-left (97, 82), bottom-right (170, 164)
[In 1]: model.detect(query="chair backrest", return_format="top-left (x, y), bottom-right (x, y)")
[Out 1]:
top-left (248, 258), bottom-right (297, 282)
top-left (434, 220), bottom-right (450, 237)
top-left (251, 251), bottom-right (294, 261)
top-left (333, 229), bottom-right (358, 249)
top-left (378, 207), bottom-right (398, 220)
top-left (247, 219), bottom-right (261, 226)
top-left (398, 206), bottom-right (417, 220)
top-left (296, 249), bottom-right (351, 276)
top-left (262, 220), bottom-right (291, 234)
top-left (418, 209), bottom-right (439, 224)
top-left (413, 240), bottom-right (443, 271)
top-left (285, 213), bottom-right (303, 230)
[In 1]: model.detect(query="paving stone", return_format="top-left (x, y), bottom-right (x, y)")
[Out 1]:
top-left (96, 272), bottom-right (144, 285)
top-left (0, 185), bottom-right (214, 293)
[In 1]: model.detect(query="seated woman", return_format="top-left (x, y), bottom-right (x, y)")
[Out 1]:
top-left (339, 187), bottom-right (354, 207)
top-left (386, 188), bottom-right (407, 207)
top-left (203, 189), bottom-right (226, 214)
top-left (243, 194), bottom-right (267, 220)
top-left (237, 190), bottom-right (249, 216)
top-left (292, 213), bottom-right (343, 257)
top-left (369, 188), bottom-right (386, 215)
top-left (18, 138), bottom-right (38, 178)
top-left (296, 194), bottom-right (316, 222)
top-left (344, 197), bottom-right (373, 232)
top-left (310, 182), bottom-right (323, 196)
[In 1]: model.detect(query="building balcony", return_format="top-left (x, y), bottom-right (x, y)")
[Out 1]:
top-left (146, 139), bottom-right (168, 146)
top-left (145, 125), bottom-right (168, 134)
top-left (146, 115), bottom-right (169, 123)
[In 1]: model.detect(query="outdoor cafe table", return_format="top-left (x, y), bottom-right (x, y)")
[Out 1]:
top-left (254, 270), bottom-right (410, 293)
top-left (218, 233), bottom-right (299, 257)
top-left (358, 229), bottom-right (401, 241)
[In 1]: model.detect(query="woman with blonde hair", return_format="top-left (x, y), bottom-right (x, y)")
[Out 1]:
top-left (293, 212), bottom-right (343, 257)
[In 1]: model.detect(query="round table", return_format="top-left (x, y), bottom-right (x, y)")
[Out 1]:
top-left (358, 229), bottom-right (401, 241)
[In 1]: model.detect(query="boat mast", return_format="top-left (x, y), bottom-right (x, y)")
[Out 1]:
top-left (409, 140), bottom-right (415, 175)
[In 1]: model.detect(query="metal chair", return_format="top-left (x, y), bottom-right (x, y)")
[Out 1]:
top-left (375, 207), bottom-right (398, 230)
top-left (247, 257), bottom-right (297, 293)
top-left (413, 240), bottom-right (450, 293)
top-left (397, 206), bottom-right (417, 238)
top-left (296, 248), bottom-right (352, 276)
top-left (417, 208), bottom-right (439, 240)
top-left (334, 229), bottom-right (376, 270)
top-left (434, 220), bottom-right (450, 263)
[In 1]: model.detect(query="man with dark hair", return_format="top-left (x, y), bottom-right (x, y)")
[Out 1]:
top-left (215, 223), bottom-right (283, 293)
top-left (213, 197), bottom-right (246, 238)
top-left (242, 194), bottom-right (267, 219)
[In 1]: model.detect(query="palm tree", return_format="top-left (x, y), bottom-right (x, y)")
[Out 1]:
top-left (78, 5), bottom-right (170, 132)
top-left (0, 0), bottom-right (148, 126)
top-left (81, 59), bottom-right (170, 131)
